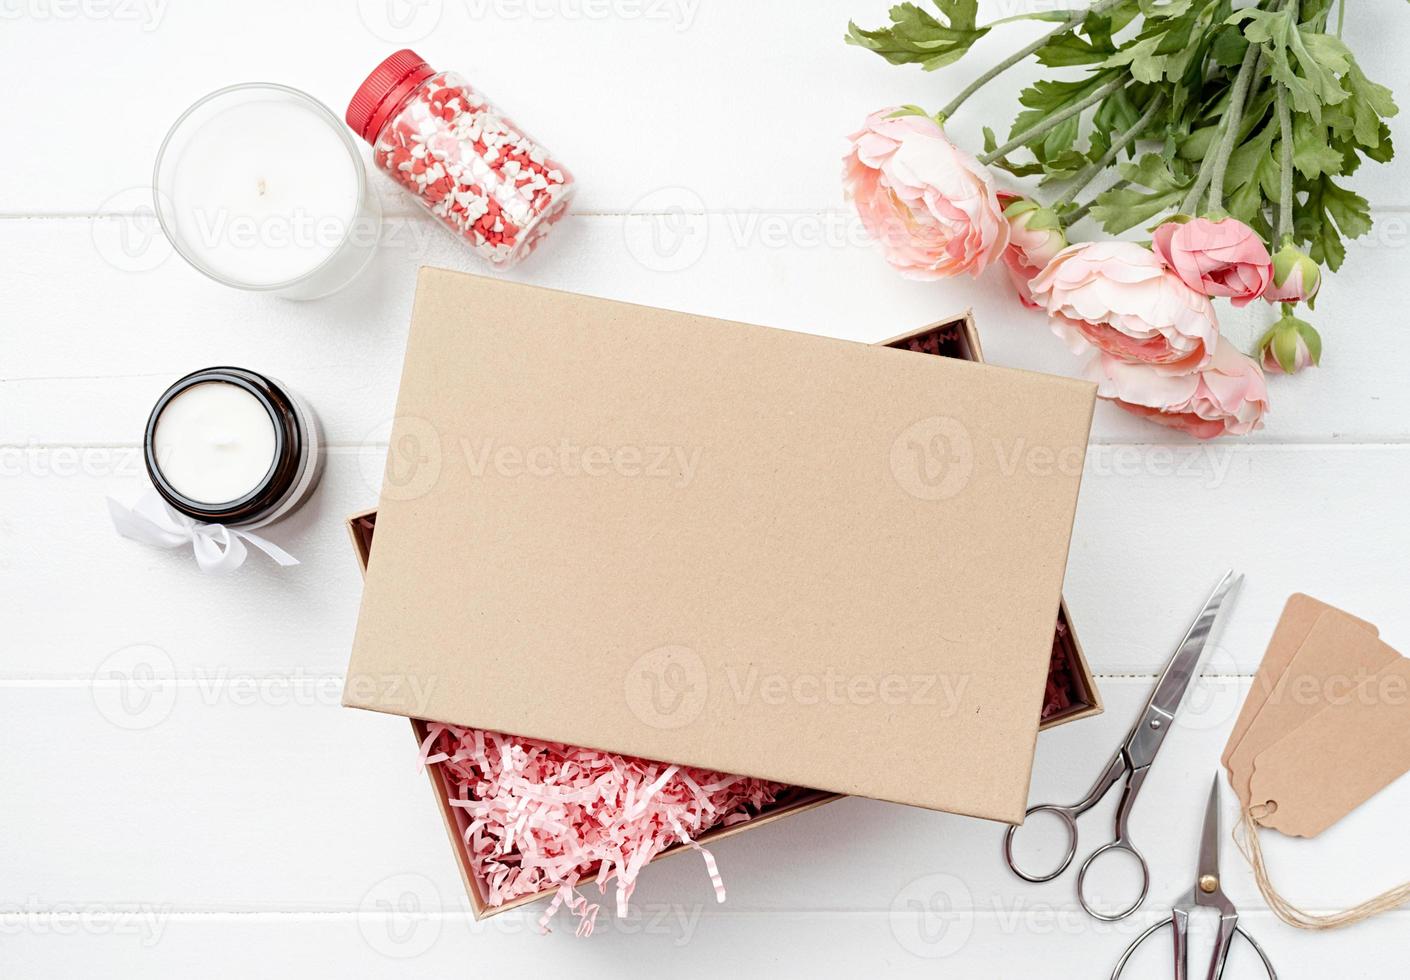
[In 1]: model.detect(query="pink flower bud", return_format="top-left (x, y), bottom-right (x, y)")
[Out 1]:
top-left (1259, 313), bottom-right (1321, 374)
top-left (997, 193), bottom-right (1066, 309)
top-left (1262, 242), bottom-right (1322, 306)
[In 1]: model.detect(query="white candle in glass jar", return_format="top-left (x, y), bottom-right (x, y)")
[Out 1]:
top-left (145, 368), bottom-right (323, 529)
top-left (152, 381), bottom-right (277, 505)
top-left (155, 84), bottom-right (381, 300)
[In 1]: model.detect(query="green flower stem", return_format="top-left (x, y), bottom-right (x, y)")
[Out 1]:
top-left (1179, 131), bottom-right (1223, 213)
top-left (1275, 78), bottom-right (1294, 241)
top-left (1313, 0), bottom-right (1341, 33)
top-left (1207, 37), bottom-right (1263, 209)
top-left (1066, 179), bottom-right (1129, 225)
top-left (1055, 92), bottom-right (1167, 209)
top-left (936, 0), bottom-right (1126, 122)
top-left (1177, 47), bottom-right (1266, 214)
top-left (978, 75), bottom-right (1125, 165)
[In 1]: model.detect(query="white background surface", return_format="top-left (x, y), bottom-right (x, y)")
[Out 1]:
top-left (5, 1), bottom-right (1410, 976)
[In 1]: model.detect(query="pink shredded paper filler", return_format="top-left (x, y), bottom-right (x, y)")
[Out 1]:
top-left (418, 723), bottom-right (789, 935)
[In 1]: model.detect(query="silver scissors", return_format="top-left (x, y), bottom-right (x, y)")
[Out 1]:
top-left (1004, 570), bottom-right (1241, 921)
top-left (1110, 775), bottom-right (1276, 980)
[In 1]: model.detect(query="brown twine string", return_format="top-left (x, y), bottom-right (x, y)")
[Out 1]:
top-left (1235, 803), bottom-right (1410, 930)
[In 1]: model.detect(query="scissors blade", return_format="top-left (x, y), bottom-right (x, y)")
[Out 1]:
top-left (1146, 570), bottom-right (1241, 721)
top-left (1199, 773), bottom-right (1222, 882)
top-left (1193, 774), bottom-right (1238, 917)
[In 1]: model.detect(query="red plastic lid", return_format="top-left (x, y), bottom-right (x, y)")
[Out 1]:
top-left (346, 49), bottom-right (436, 144)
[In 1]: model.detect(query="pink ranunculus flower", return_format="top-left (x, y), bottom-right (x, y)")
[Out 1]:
top-left (1029, 240), bottom-right (1219, 374)
top-left (843, 109), bottom-right (1008, 279)
top-left (997, 192), bottom-right (1066, 309)
top-left (1151, 216), bottom-right (1272, 307)
top-left (1262, 241), bottom-right (1322, 306)
top-left (1088, 337), bottom-right (1270, 439)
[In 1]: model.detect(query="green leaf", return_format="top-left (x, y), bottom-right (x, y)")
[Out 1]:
top-left (1092, 153), bottom-right (1194, 233)
top-left (1036, 30), bottom-right (1116, 67)
top-left (1016, 74), bottom-right (1115, 113)
top-left (1007, 73), bottom-right (1123, 165)
top-left (1106, 0), bottom-right (1219, 84)
top-left (1291, 114), bottom-right (1344, 179)
top-left (846, 2), bottom-right (989, 71)
top-left (980, 127), bottom-right (1046, 177)
top-left (1361, 125), bottom-right (1395, 164)
top-left (1036, 9), bottom-right (1127, 69)
top-left (1224, 120), bottom-right (1278, 226)
top-left (1036, 148), bottom-right (1096, 185)
top-left (1104, 35), bottom-right (1168, 83)
top-left (1104, 1), bottom-right (1142, 34)
top-left (1319, 178), bottom-right (1373, 239)
top-left (1301, 32), bottom-right (1353, 80)
top-left (1094, 86), bottom-right (1141, 135)
top-left (1043, 116), bottom-right (1083, 159)
top-left (1176, 123), bottom-right (1219, 162)
top-left (1235, 9), bottom-right (1349, 123)
top-left (1301, 175), bottom-right (1372, 272)
top-left (1344, 61), bottom-right (1399, 149)
top-left (1323, 53), bottom-right (1398, 170)
top-left (1210, 24), bottom-right (1249, 68)
top-left (1139, 0), bottom-right (1194, 17)
top-left (1017, 10), bottom-right (1077, 22)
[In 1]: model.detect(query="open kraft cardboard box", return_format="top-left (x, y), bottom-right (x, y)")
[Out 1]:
top-left (345, 301), bottom-right (1101, 920)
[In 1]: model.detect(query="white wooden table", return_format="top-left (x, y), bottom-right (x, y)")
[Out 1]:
top-left (5, 2), bottom-right (1409, 976)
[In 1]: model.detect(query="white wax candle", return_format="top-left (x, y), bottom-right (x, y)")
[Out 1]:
top-left (152, 382), bottom-right (277, 505)
top-left (165, 95), bottom-right (361, 287)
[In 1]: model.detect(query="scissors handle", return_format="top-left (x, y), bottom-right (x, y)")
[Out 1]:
top-left (1005, 754), bottom-right (1151, 919)
top-left (1074, 762), bottom-right (1153, 920)
top-left (1077, 839), bottom-right (1151, 922)
top-left (1003, 803), bottom-right (1080, 882)
top-left (1004, 751), bottom-right (1128, 882)
top-left (1208, 913), bottom-right (1239, 980)
top-left (1110, 917), bottom-right (1278, 980)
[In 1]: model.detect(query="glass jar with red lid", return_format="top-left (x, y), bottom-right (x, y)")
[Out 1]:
top-left (347, 49), bottom-right (575, 268)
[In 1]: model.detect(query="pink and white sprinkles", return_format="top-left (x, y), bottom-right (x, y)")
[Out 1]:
top-left (418, 723), bottom-right (789, 936)
top-left (372, 72), bottom-right (573, 267)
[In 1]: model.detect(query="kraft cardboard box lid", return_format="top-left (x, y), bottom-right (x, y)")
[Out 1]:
top-left (347, 268), bottom-right (1096, 823)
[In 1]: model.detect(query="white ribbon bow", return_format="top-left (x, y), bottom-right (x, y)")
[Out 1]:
top-left (107, 490), bottom-right (299, 574)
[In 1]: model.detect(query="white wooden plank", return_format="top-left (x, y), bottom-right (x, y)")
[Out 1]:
top-left (0, 1), bottom-right (1404, 214)
top-left (2, 907), bottom-right (1405, 979)
top-left (5, 679), bottom-right (1410, 926)
top-left (3, 212), bottom-right (1408, 447)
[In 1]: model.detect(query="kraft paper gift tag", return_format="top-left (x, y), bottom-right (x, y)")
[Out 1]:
top-left (1236, 658), bottom-right (1410, 931)
top-left (1249, 657), bottom-right (1410, 838)
top-left (1221, 594), bottom-right (1376, 779)
top-left (1225, 610), bottom-right (1397, 810)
